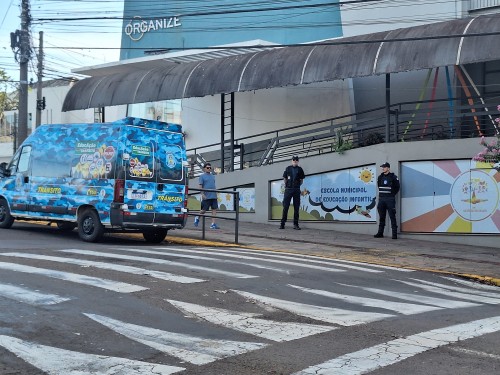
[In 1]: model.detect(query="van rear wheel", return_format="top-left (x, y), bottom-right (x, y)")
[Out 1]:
top-left (0, 198), bottom-right (14, 229)
top-left (78, 209), bottom-right (104, 242)
top-left (143, 229), bottom-right (168, 243)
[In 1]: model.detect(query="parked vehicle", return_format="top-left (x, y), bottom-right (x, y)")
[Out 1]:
top-left (0, 117), bottom-right (188, 242)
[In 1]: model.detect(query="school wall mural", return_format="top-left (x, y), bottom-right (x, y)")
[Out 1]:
top-left (187, 185), bottom-right (255, 212)
top-left (401, 160), bottom-right (500, 234)
top-left (270, 165), bottom-right (377, 222)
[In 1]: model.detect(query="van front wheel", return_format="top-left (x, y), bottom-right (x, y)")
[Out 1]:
top-left (78, 209), bottom-right (104, 242)
top-left (0, 198), bottom-right (14, 229)
top-left (143, 229), bottom-right (168, 243)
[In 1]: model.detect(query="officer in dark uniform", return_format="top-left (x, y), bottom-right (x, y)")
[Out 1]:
top-left (374, 162), bottom-right (400, 239)
top-left (280, 156), bottom-right (305, 230)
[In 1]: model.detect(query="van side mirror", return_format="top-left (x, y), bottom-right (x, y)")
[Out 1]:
top-left (0, 162), bottom-right (10, 177)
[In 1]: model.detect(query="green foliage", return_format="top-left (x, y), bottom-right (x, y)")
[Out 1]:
top-left (0, 69), bottom-right (18, 113)
top-left (333, 128), bottom-right (353, 154)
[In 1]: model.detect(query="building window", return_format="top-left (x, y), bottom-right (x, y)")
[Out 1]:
top-left (128, 100), bottom-right (182, 124)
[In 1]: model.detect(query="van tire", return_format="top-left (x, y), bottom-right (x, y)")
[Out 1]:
top-left (56, 222), bottom-right (77, 231)
top-left (0, 198), bottom-right (14, 229)
top-left (78, 209), bottom-right (104, 242)
top-left (143, 229), bottom-right (168, 243)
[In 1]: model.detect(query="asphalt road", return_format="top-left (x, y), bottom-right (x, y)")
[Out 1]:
top-left (1, 223), bottom-right (500, 375)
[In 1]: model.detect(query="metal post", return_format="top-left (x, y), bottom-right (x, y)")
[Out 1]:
top-left (230, 92), bottom-right (235, 172)
top-left (17, 0), bottom-right (31, 146)
top-left (385, 73), bottom-right (391, 143)
top-left (35, 31), bottom-right (43, 128)
top-left (234, 191), bottom-right (239, 244)
top-left (220, 94), bottom-right (225, 173)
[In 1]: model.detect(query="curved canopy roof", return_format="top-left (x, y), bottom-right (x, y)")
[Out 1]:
top-left (63, 13), bottom-right (500, 111)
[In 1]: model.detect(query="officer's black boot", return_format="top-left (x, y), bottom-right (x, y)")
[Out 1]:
top-left (374, 227), bottom-right (384, 238)
top-left (392, 228), bottom-right (398, 239)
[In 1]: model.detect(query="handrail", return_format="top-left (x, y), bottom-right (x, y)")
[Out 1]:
top-left (188, 187), bottom-right (240, 244)
top-left (187, 95), bottom-right (500, 176)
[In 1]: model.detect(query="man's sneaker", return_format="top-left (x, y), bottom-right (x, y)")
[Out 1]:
top-left (293, 225), bottom-right (301, 230)
top-left (279, 224), bottom-right (285, 229)
top-left (194, 216), bottom-right (199, 227)
top-left (210, 223), bottom-right (220, 229)
top-left (374, 233), bottom-right (383, 238)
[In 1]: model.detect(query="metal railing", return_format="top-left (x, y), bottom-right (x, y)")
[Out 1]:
top-left (187, 96), bottom-right (500, 177)
top-left (188, 188), bottom-right (240, 244)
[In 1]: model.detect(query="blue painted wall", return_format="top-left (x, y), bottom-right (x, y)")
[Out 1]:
top-left (120, 0), bottom-right (343, 60)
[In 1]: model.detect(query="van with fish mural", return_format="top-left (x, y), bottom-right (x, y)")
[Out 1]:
top-left (0, 117), bottom-right (188, 243)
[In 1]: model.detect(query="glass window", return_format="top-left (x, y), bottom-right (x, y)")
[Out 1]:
top-left (31, 147), bottom-right (72, 178)
top-left (10, 145), bottom-right (31, 173)
top-left (128, 100), bottom-right (182, 124)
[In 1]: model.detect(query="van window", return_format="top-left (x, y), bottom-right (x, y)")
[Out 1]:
top-left (9, 145), bottom-right (31, 173)
top-left (31, 148), bottom-right (71, 178)
top-left (159, 145), bottom-right (183, 181)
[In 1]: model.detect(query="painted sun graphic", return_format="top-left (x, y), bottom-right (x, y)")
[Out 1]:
top-left (359, 168), bottom-right (374, 183)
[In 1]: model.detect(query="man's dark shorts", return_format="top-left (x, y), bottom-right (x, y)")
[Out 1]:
top-left (201, 199), bottom-right (218, 210)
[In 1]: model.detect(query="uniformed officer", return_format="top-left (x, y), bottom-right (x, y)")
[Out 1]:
top-left (374, 162), bottom-right (400, 239)
top-left (280, 156), bottom-right (305, 230)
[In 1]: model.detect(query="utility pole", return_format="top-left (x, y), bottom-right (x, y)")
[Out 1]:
top-left (36, 31), bottom-right (43, 128)
top-left (17, 0), bottom-right (32, 146)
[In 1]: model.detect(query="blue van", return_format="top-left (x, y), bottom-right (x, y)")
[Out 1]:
top-left (0, 117), bottom-right (188, 243)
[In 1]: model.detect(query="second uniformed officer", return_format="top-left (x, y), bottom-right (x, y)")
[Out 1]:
top-left (374, 162), bottom-right (400, 239)
top-left (280, 156), bottom-right (305, 230)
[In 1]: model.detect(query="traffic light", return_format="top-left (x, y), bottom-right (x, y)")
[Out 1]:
top-left (36, 97), bottom-right (46, 110)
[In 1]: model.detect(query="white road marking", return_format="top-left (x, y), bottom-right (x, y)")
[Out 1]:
top-left (0, 334), bottom-right (184, 375)
top-left (167, 299), bottom-right (335, 342)
top-left (396, 279), bottom-right (500, 304)
top-left (0, 283), bottom-right (71, 305)
top-left (118, 247), bottom-right (290, 273)
top-left (293, 316), bottom-right (500, 375)
top-left (84, 313), bottom-right (266, 365)
top-left (0, 261), bottom-right (146, 293)
top-left (449, 347), bottom-right (500, 360)
top-left (410, 278), bottom-right (500, 299)
top-left (197, 246), bottom-right (413, 272)
top-left (60, 249), bottom-right (257, 279)
top-left (232, 290), bottom-right (393, 326)
top-left (191, 247), bottom-right (377, 273)
top-left (1, 252), bottom-right (204, 284)
top-left (441, 276), bottom-right (500, 291)
top-left (355, 285), bottom-right (480, 309)
top-left (143, 246), bottom-right (346, 273)
top-left (288, 284), bottom-right (442, 315)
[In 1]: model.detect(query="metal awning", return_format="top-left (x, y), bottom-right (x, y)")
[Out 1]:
top-left (63, 13), bottom-right (500, 111)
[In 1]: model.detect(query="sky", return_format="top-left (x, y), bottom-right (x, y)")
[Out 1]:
top-left (0, 0), bottom-right (123, 89)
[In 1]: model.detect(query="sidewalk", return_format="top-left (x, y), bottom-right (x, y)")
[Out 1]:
top-left (167, 220), bottom-right (500, 286)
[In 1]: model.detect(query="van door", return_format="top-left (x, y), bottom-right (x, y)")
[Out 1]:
top-left (7, 145), bottom-right (32, 213)
top-left (124, 129), bottom-right (156, 224)
top-left (154, 131), bottom-right (186, 224)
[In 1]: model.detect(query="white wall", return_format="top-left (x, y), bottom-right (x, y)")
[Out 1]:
top-left (181, 80), bottom-right (353, 150)
top-left (340, 0), bottom-right (466, 37)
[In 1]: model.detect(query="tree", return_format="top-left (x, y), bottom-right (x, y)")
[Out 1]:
top-left (0, 69), bottom-right (18, 112)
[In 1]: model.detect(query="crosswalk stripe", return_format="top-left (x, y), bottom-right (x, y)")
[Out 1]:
top-left (84, 313), bottom-right (267, 365)
top-left (288, 284), bottom-right (442, 315)
top-left (232, 290), bottom-right (393, 326)
top-left (1, 252), bottom-right (205, 284)
top-left (0, 335), bottom-right (184, 375)
top-left (441, 276), bottom-right (500, 291)
top-left (191, 247), bottom-right (372, 273)
top-left (144, 247), bottom-right (347, 273)
top-left (167, 299), bottom-right (335, 342)
top-left (352, 285), bottom-right (480, 309)
top-left (293, 316), bottom-right (500, 375)
top-left (0, 261), bottom-right (146, 293)
top-left (396, 279), bottom-right (500, 305)
top-left (60, 249), bottom-right (257, 279)
top-left (197, 246), bottom-right (412, 272)
top-left (0, 283), bottom-right (71, 305)
top-left (116, 247), bottom-right (290, 273)
top-left (410, 278), bottom-right (500, 299)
